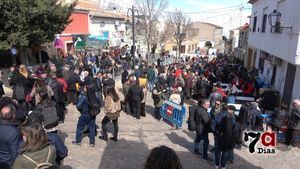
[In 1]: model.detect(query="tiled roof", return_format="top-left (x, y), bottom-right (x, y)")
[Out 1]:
top-left (248, 0), bottom-right (258, 4)
top-left (75, 1), bottom-right (126, 19)
top-left (192, 22), bottom-right (223, 29)
top-left (234, 23), bottom-right (250, 30)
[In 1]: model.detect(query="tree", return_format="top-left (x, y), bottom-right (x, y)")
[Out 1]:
top-left (135, 0), bottom-right (168, 63)
top-left (166, 10), bottom-right (192, 58)
top-left (0, 0), bottom-right (75, 62)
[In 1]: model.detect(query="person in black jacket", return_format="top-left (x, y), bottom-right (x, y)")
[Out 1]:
top-left (194, 99), bottom-right (212, 161)
top-left (213, 105), bottom-right (237, 169)
top-left (0, 104), bottom-right (20, 169)
top-left (128, 80), bottom-right (144, 119)
top-left (50, 75), bottom-right (65, 123)
top-left (9, 65), bottom-right (35, 110)
top-left (67, 69), bottom-right (81, 104)
top-left (195, 75), bottom-right (208, 103)
top-left (121, 69), bottom-right (129, 84)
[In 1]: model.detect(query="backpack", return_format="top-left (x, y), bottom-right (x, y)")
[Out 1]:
top-left (253, 110), bottom-right (264, 131)
top-left (41, 103), bottom-right (59, 129)
top-left (15, 84), bottom-right (26, 101)
top-left (88, 87), bottom-right (102, 117)
top-left (187, 106), bottom-right (197, 131)
top-left (22, 146), bottom-right (54, 169)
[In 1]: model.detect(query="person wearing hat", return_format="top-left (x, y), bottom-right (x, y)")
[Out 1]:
top-left (212, 105), bottom-right (238, 169)
top-left (246, 102), bottom-right (263, 131)
top-left (169, 88), bottom-right (182, 105)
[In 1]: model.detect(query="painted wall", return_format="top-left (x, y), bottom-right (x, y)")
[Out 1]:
top-left (292, 66), bottom-right (300, 100)
top-left (248, 0), bottom-right (300, 65)
top-left (62, 11), bottom-right (89, 35)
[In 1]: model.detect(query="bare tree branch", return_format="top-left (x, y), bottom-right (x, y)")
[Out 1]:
top-left (135, 0), bottom-right (168, 58)
top-left (165, 10), bottom-right (192, 57)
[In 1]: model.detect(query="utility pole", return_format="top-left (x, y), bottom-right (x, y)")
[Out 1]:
top-left (239, 3), bottom-right (244, 26)
top-left (127, 6), bottom-right (140, 69)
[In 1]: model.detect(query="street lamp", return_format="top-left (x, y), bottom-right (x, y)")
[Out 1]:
top-left (268, 10), bottom-right (292, 33)
top-left (127, 6), bottom-right (140, 69)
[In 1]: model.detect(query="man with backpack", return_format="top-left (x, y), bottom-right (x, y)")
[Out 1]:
top-left (194, 99), bottom-right (212, 161)
top-left (212, 105), bottom-right (239, 169)
top-left (73, 83), bottom-right (96, 147)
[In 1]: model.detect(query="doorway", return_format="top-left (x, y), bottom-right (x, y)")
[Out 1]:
top-left (282, 63), bottom-right (296, 106)
top-left (247, 48), bottom-right (253, 69)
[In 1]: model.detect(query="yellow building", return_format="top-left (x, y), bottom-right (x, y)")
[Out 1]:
top-left (164, 22), bottom-right (223, 55)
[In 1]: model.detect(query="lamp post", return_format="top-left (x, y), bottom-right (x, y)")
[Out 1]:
top-left (268, 10), bottom-right (292, 33)
top-left (127, 6), bottom-right (140, 69)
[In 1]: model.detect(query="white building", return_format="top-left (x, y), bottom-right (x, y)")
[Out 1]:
top-left (89, 11), bottom-right (126, 47)
top-left (248, 0), bottom-right (300, 106)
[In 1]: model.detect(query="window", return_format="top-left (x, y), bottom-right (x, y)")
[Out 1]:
top-left (100, 21), bottom-right (105, 27)
top-left (252, 16), bottom-right (257, 32)
top-left (172, 46), bottom-right (177, 51)
top-left (262, 14), bottom-right (267, 32)
top-left (188, 45), bottom-right (191, 51)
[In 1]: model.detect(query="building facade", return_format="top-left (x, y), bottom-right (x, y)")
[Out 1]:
top-left (164, 22), bottom-right (223, 55)
top-left (248, 0), bottom-right (300, 106)
top-left (59, 0), bottom-right (126, 54)
top-left (233, 24), bottom-right (250, 65)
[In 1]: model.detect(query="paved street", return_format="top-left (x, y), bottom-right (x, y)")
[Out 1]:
top-left (56, 80), bottom-right (300, 169)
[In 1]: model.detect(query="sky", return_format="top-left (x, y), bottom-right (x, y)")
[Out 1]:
top-left (104, 0), bottom-right (253, 37)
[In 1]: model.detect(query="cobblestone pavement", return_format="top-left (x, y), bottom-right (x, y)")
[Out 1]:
top-left (16, 79), bottom-right (297, 169)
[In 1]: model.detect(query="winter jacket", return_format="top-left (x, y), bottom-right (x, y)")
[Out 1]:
top-left (271, 108), bottom-right (287, 128)
top-left (289, 107), bottom-right (300, 130)
top-left (67, 73), bottom-right (81, 91)
top-left (10, 71), bottom-right (35, 101)
top-left (194, 106), bottom-right (211, 134)
top-left (128, 84), bottom-right (144, 101)
top-left (47, 132), bottom-right (68, 165)
top-left (0, 120), bottom-right (20, 168)
top-left (104, 95), bottom-right (121, 120)
top-left (152, 89), bottom-right (164, 107)
top-left (215, 113), bottom-right (237, 151)
top-left (147, 68), bottom-right (156, 82)
top-left (57, 78), bottom-right (68, 93)
top-left (12, 145), bottom-right (56, 169)
top-left (76, 93), bottom-right (89, 115)
top-left (50, 81), bottom-right (64, 103)
top-left (121, 71), bottom-right (129, 84)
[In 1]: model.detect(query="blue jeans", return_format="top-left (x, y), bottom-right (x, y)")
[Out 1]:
top-left (214, 138), bottom-right (221, 167)
top-left (227, 149), bottom-right (234, 161)
top-left (75, 114), bottom-right (95, 144)
top-left (194, 132), bottom-right (209, 158)
top-left (214, 138), bottom-right (234, 167)
top-left (220, 150), bottom-right (230, 168)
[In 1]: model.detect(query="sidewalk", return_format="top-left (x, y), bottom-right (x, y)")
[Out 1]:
top-left (58, 80), bottom-right (300, 169)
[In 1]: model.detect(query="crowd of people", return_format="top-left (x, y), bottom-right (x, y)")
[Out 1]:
top-left (120, 54), bottom-right (300, 169)
top-left (0, 50), bottom-right (299, 169)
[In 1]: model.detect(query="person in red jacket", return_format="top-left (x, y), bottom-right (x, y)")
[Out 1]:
top-left (216, 83), bottom-right (227, 98)
top-left (243, 80), bottom-right (254, 97)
